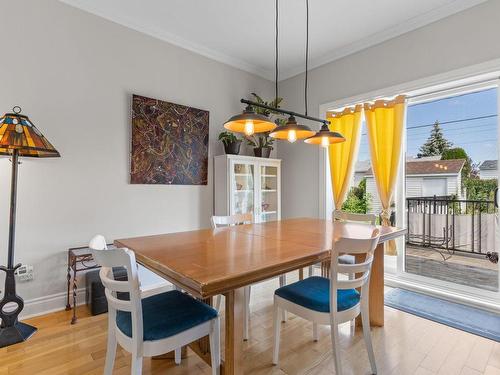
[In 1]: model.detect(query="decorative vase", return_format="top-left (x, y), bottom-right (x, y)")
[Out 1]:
top-left (254, 147), bottom-right (272, 158)
top-left (224, 141), bottom-right (241, 155)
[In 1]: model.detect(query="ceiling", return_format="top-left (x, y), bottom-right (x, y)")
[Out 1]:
top-left (60, 0), bottom-right (487, 81)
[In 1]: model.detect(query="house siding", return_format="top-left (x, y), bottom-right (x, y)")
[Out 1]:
top-left (366, 174), bottom-right (462, 215)
top-left (480, 169), bottom-right (498, 180)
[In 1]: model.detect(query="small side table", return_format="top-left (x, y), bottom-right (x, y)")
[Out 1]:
top-left (65, 246), bottom-right (100, 324)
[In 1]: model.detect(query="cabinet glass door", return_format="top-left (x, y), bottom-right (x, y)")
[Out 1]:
top-left (260, 165), bottom-right (278, 222)
top-left (232, 163), bottom-right (255, 216)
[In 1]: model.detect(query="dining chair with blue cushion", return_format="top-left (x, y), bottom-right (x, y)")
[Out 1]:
top-left (273, 229), bottom-right (380, 375)
top-left (90, 237), bottom-right (220, 375)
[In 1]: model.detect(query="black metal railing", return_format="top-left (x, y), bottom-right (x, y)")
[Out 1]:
top-left (406, 196), bottom-right (496, 256)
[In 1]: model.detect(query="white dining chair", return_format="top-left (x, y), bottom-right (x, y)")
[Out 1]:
top-left (210, 213), bottom-right (287, 340)
top-left (273, 230), bottom-right (380, 375)
top-left (89, 235), bottom-right (172, 298)
top-left (309, 212), bottom-right (376, 278)
top-left (332, 211), bottom-right (377, 266)
top-left (90, 237), bottom-right (220, 375)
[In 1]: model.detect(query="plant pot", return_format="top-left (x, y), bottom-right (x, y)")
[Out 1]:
top-left (254, 147), bottom-right (272, 158)
top-left (224, 141), bottom-right (241, 155)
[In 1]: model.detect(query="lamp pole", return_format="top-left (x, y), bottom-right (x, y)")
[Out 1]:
top-left (8, 149), bottom-right (18, 268)
top-left (0, 148), bottom-right (37, 348)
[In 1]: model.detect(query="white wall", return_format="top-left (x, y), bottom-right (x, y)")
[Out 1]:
top-left (0, 0), bottom-right (273, 314)
top-left (277, 0), bottom-right (500, 219)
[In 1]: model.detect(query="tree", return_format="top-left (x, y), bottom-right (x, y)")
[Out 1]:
top-left (418, 121), bottom-right (453, 157)
top-left (342, 178), bottom-right (371, 214)
top-left (441, 147), bottom-right (477, 179)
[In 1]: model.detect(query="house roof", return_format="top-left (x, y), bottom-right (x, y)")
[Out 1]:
top-left (366, 159), bottom-right (465, 176)
top-left (479, 160), bottom-right (497, 170)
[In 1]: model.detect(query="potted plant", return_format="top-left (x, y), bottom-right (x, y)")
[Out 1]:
top-left (246, 93), bottom-right (286, 158)
top-left (218, 131), bottom-right (242, 155)
top-left (246, 132), bottom-right (274, 158)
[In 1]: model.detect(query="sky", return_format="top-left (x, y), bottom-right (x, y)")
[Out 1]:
top-left (357, 87), bottom-right (498, 165)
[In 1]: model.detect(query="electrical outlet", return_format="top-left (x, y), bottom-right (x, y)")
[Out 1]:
top-left (15, 264), bottom-right (34, 282)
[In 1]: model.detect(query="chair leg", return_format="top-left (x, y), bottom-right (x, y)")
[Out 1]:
top-left (313, 323), bottom-right (318, 342)
top-left (330, 323), bottom-right (343, 375)
top-left (279, 275), bottom-right (287, 322)
top-left (361, 303), bottom-right (377, 374)
top-left (308, 265), bottom-right (314, 277)
top-left (215, 295), bottom-right (222, 311)
top-left (174, 348), bottom-right (181, 365)
top-left (243, 286), bottom-right (251, 341)
top-left (131, 353), bottom-right (143, 375)
top-left (209, 318), bottom-right (221, 375)
top-left (272, 303), bottom-right (281, 365)
top-left (104, 328), bottom-right (117, 375)
top-left (348, 274), bottom-right (355, 334)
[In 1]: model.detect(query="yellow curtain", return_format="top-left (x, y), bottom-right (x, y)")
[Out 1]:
top-left (364, 95), bottom-right (406, 255)
top-left (327, 105), bottom-right (363, 211)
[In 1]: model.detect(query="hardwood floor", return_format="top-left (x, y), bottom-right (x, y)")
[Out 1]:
top-left (1, 273), bottom-right (499, 374)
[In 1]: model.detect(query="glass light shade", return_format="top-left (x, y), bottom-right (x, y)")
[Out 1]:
top-left (269, 116), bottom-right (315, 142)
top-left (224, 105), bottom-right (276, 135)
top-left (304, 124), bottom-right (345, 147)
top-left (0, 109), bottom-right (60, 157)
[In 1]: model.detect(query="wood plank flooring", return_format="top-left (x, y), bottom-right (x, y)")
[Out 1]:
top-left (1, 273), bottom-right (499, 374)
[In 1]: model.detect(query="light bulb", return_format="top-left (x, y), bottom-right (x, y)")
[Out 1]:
top-left (321, 136), bottom-right (329, 148)
top-left (287, 129), bottom-right (297, 143)
top-left (244, 120), bottom-right (254, 136)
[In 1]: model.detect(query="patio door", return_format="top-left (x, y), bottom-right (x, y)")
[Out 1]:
top-left (400, 81), bottom-right (499, 303)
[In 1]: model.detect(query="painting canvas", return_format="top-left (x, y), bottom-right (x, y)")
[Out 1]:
top-left (131, 94), bottom-right (209, 185)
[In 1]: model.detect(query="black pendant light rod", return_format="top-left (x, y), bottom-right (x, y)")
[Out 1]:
top-left (240, 98), bottom-right (329, 125)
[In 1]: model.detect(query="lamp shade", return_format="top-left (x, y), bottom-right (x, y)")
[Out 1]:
top-left (0, 107), bottom-right (60, 157)
top-left (304, 124), bottom-right (345, 147)
top-left (224, 105), bottom-right (276, 136)
top-left (269, 115), bottom-right (315, 143)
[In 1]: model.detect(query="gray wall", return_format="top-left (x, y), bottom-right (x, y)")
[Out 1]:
top-left (0, 0), bottom-right (273, 311)
top-left (278, 0), bottom-right (500, 219)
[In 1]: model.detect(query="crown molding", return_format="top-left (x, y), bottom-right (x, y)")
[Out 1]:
top-left (60, 0), bottom-right (487, 82)
top-left (59, 0), bottom-right (275, 80)
top-left (280, 0), bottom-right (488, 80)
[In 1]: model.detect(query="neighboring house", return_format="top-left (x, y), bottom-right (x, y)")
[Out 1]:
top-left (352, 160), bottom-right (371, 187)
top-left (365, 158), bottom-right (466, 215)
top-left (479, 160), bottom-right (498, 180)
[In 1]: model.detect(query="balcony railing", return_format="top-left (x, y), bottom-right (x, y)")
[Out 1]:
top-left (406, 196), bottom-right (496, 257)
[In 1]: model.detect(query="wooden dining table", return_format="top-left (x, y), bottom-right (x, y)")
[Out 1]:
top-left (115, 217), bottom-right (405, 375)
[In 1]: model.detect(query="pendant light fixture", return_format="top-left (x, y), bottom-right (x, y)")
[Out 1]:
top-left (304, 123), bottom-right (345, 147)
top-left (223, 105), bottom-right (276, 136)
top-left (303, 0), bottom-right (345, 147)
top-left (226, 0), bottom-right (342, 144)
top-left (269, 0), bottom-right (314, 143)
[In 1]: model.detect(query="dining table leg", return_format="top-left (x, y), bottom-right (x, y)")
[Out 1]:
top-left (356, 242), bottom-right (385, 327)
top-left (222, 287), bottom-right (245, 375)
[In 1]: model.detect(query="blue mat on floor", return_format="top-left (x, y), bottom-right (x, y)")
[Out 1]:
top-left (384, 288), bottom-right (500, 342)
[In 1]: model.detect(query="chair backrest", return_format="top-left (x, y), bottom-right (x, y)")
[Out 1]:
top-left (210, 213), bottom-right (253, 228)
top-left (333, 210), bottom-right (376, 225)
top-left (89, 235), bottom-right (143, 345)
top-left (329, 229), bottom-right (380, 314)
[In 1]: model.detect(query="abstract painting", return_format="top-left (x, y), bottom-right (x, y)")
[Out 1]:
top-left (131, 94), bottom-right (209, 185)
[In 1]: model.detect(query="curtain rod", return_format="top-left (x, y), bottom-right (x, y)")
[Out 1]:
top-left (240, 99), bottom-right (329, 125)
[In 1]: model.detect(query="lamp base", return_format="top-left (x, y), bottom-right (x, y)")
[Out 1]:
top-left (0, 322), bottom-right (37, 348)
top-left (0, 264), bottom-right (37, 348)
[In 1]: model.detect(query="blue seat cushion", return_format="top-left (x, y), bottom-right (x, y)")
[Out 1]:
top-left (275, 276), bottom-right (360, 313)
top-left (116, 290), bottom-right (217, 341)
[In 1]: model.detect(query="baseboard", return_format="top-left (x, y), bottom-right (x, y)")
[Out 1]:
top-left (19, 288), bottom-right (87, 321)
